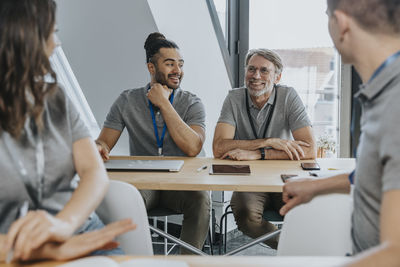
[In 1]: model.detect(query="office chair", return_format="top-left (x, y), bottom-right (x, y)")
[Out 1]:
top-left (277, 193), bottom-right (353, 256)
top-left (219, 204), bottom-right (283, 254)
top-left (96, 180), bottom-right (153, 255)
top-left (148, 207), bottom-right (214, 255)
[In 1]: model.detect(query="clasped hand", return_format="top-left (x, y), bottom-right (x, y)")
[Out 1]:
top-left (267, 138), bottom-right (310, 160)
top-left (1, 212), bottom-right (136, 262)
top-left (147, 83), bottom-right (172, 108)
top-left (4, 210), bottom-right (75, 261)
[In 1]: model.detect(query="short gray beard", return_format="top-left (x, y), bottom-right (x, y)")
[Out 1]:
top-left (246, 82), bottom-right (274, 97)
top-left (248, 87), bottom-right (268, 97)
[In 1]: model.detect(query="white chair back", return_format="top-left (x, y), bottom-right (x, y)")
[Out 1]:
top-left (277, 193), bottom-right (353, 256)
top-left (96, 180), bottom-right (153, 255)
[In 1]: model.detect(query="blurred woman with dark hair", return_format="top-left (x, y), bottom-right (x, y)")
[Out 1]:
top-left (0, 0), bottom-right (135, 262)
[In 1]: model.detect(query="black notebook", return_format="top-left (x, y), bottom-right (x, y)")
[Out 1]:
top-left (209, 164), bottom-right (251, 175)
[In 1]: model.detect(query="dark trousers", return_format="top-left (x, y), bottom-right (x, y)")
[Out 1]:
top-left (230, 192), bottom-right (283, 249)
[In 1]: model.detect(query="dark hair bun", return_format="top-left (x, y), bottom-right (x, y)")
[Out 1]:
top-left (143, 32), bottom-right (179, 63)
top-left (144, 32), bottom-right (166, 51)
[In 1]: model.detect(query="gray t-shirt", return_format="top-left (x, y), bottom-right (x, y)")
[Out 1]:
top-left (104, 84), bottom-right (205, 156)
top-left (217, 85), bottom-right (311, 140)
top-left (351, 56), bottom-right (400, 254)
top-left (0, 86), bottom-right (90, 233)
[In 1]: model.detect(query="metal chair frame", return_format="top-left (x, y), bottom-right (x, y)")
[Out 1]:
top-left (148, 209), bottom-right (214, 255)
top-left (218, 204), bottom-right (283, 255)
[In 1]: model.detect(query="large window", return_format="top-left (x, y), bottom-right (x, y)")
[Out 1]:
top-left (209, 0), bottom-right (349, 156)
top-left (249, 0), bottom-right (340, 156)
top-left (50, 43), bottom-right (100, 138)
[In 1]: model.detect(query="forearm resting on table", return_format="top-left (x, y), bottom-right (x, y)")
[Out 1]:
top-left (213, 139), bottom-right (267, 158)
top-left (265, 145), bottom-right (316, 160)
top-left (160, 103), bottom-right (204, 157)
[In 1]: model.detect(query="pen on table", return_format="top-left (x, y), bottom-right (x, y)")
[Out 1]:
top-left (6, 201), bottom-right (29, 264)
top-left (197, 165), bottom-right (208, 172)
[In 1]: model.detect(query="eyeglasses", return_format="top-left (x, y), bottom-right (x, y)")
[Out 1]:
top-left (246, 66), bottom-right (275, 76)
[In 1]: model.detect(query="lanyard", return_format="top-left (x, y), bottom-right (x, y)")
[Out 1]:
top-left (245, 85), bottom-right (277, 139)
top-left (368, 50), bottom-right (400, 83)
top-left (1, 118), bottom-right (44, 208)
top-left (148, 90), bottom-right (175, 156)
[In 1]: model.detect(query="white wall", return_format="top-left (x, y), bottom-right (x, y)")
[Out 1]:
top-left (147, 0), bottom-right (232, 156)
top-left (56, 0), bottom-right (158, 154)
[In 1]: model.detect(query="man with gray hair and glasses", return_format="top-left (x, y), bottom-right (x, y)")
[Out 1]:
top-left (280, 0), bottom-right (400, 265)
top-left (213, 48), bottom-right (316, 248)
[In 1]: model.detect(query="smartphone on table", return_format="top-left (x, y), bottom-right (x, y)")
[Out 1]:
top-left (280, 174), bottom-right (298, 183)
top-left (300, 162), bottom-right (321, 170)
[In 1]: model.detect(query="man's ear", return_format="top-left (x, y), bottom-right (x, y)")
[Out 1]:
top-left (147, 62), bottom-right (155, 75)
top-left (274, 72), bottom-right (282, 84)
top-left (333, 10), bottom-right (350, 42)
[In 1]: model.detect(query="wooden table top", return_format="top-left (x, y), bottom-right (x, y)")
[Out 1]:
top-left (0, 255), bottom-right (351, 267)
top-left (107, 156), bottom-right (355, 192)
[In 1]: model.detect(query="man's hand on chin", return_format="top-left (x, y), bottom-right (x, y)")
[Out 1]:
top-left (147, 83), bottom-right (171, 108)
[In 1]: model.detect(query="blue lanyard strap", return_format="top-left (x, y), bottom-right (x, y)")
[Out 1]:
top-left (348, 170), bottom-right (355, 185)
top-left (148, 90), bottom-right (175, 156)
top-left (369, 50), bottom-right (400, 83)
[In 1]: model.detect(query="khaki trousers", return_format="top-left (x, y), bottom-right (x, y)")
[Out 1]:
top-left (140, 190), bottom-right (210, 254)
top-left (230, 192), bottom-right (284, 249)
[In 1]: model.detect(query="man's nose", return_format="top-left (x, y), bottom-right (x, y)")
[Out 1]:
top-left (173, 64), bottom-right (181, 74)
top-left (252, 69), bottom-right (261, 78)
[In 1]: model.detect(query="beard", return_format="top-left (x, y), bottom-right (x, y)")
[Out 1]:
top-left (246, 79), bottom-right (274, 97)
top-left (154, 67), bottom-right (181, 89)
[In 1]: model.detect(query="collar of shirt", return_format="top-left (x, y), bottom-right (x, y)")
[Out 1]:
top-left (247, 86), bottom-right (276, 111)
top-left (355, 55), bottom-right (400, 102)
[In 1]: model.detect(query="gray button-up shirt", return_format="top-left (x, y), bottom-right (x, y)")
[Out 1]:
top-left (351, 56), bottom-right (400, 254)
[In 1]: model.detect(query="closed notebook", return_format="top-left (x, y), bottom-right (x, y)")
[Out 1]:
top-left (209, 164), bottom-right (251, 175)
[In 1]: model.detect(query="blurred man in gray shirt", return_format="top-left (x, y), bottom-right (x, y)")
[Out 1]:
top-left (280, 1), bottom-right (400, 266)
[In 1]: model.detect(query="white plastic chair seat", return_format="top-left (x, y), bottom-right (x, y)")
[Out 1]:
top-left (96, 180), bottom-right (153, 255)
top-left (277, 193), bottom-right (353, 256)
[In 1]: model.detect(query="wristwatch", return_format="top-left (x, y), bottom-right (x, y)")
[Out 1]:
top-left (259, 148), bottom-right (265, 160)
